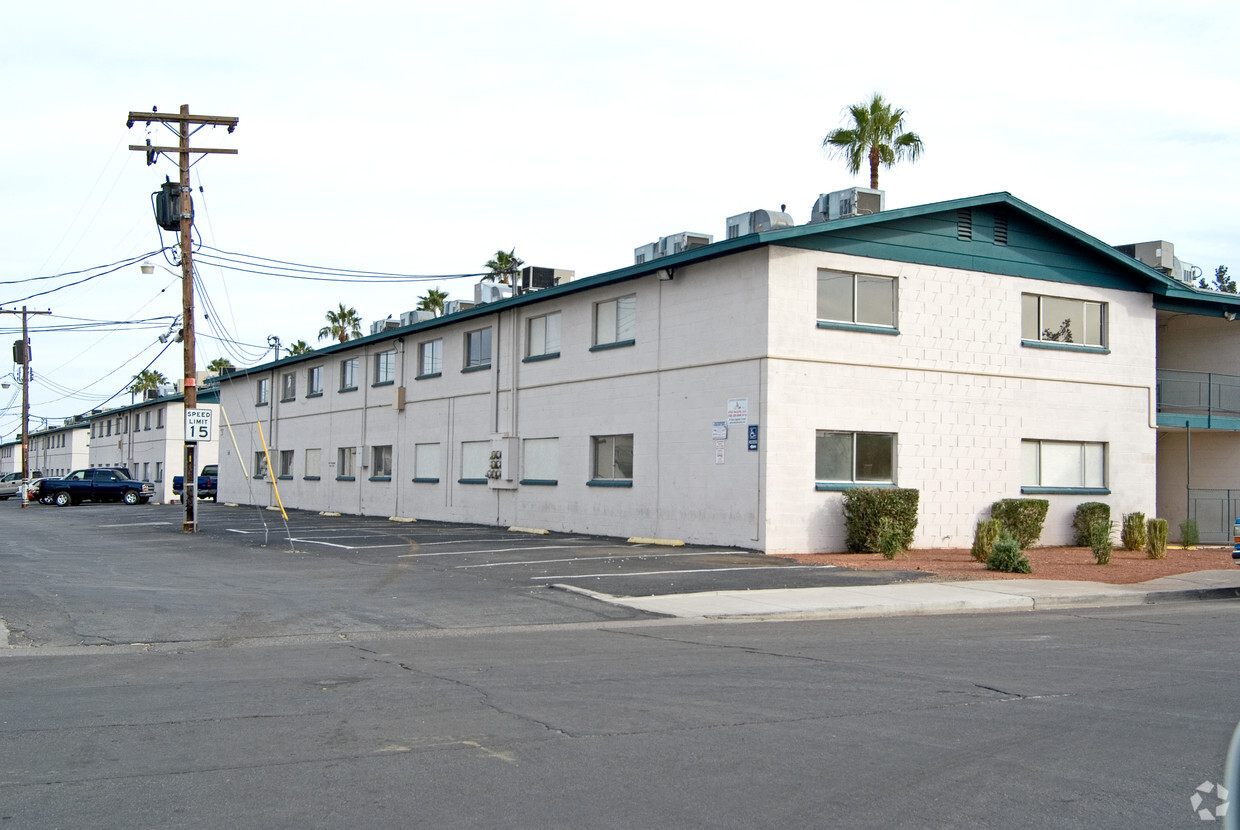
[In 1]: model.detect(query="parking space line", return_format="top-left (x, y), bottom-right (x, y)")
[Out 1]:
top-left (289, 538), bottom-right (415, 550)
top-left (398, 544), bottom-right (615, 559)
top-left (456, 550), bottom-right (749, 569)
top-left (533, 565), bottom-right (825, 580)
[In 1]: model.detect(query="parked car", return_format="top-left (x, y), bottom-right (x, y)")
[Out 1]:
top-left (173, 464), bottom-right (218, 501)
top-left (33, 468), bottom-right (155, 506)
top-left (0, 470), bottom-right (43, 500)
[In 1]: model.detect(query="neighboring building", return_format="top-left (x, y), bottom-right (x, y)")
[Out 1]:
top-left (86, 389), bottom-right (220, 503)
top-left (26, 420), bottom-right (91, 478)
top-left (0, 439), bottom-right (24, 477)
top-left (213, 192), bottom-right (1240, 552)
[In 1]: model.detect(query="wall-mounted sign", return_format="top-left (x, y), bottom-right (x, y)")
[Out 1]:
top-left (727, 397), bottom-right (748, 426)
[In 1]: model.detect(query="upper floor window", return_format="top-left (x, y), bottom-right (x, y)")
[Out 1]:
top-left (281, 372), bottom-right (296, 401)
top-left (1021, 294), bottom-right (1106, 348)
top-left (594, 296), bottom-right (636, 347)
top-left (157, 408), bottom-right (165, 428)
top-left (1022, 440), bottom-right (1106, 491)
top-left (815, 430), bottom-right (896, 486)
top-left (527, 312), bottom-right (561, 359)
top-left (374, 350), bottom-right (396, 385)
top-left (817, 270), bottom-right (897, 329)
top-left (307, 365), bottom-right (323, 396)
top-left (340, 358), bottom-right (358, 390)
top-left (256, 378), bottom-right (270, 405)
top-left (419, 339), bottom-right (443, 377)
top-left (465, 328), bottom-right (492, 370)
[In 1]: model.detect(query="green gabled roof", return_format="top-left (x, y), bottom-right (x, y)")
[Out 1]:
top-left (222, 192), bottom-right (1239, 381)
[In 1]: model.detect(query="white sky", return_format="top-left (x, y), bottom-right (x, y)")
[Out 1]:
top-left (2, 0), bottom-right (1238, 438)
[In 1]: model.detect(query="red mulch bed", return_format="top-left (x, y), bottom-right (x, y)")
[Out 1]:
top-left (772, 546), bottom-right (1237, 584)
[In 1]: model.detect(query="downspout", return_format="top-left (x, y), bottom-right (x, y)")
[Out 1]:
top-left (1186, 421), bottom-right (1192, 519)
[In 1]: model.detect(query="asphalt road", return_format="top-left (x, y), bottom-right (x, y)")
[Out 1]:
top-left (2, 500), bottom-right (1238, 828)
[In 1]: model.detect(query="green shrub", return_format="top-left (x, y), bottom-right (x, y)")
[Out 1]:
top-left (1179, 518), bottom-right (1200, 548)
top-left (842, 488), bottom-right (919, 554)
top-left (1073, 502), bottom-right (1111, 546)
top-left (1087, 519), bottom-right (1114, 564)
top-left (1120, 512), bottom-right (1147, 551)
top-left (1147, 518), bottom-right (1169, 560)
top-left (985, 532), bottom-right (1032, 574)
top-left (990, 499), bottom-right (1048, 550)
top-left (971, 518), bottom-right (1002, 563)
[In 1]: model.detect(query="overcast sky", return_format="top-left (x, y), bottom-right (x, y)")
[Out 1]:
top-left (2, 0), bottom-right (1238, 439)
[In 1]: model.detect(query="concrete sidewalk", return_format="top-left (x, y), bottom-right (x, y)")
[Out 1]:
top-left (559, 569), bottom-right (1240, 621)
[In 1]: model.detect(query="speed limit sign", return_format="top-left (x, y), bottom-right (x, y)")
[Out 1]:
top-left (185, 408), bottom-right (213, 442)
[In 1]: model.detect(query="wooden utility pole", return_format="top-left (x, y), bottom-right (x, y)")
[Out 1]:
top-left (0, 306), bottom-right (52, 508)
top-left (127, 105), bottom-right (238, 531)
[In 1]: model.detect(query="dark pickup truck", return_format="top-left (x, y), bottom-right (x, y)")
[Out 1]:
top-left (35, 468), bottom-right (156, 507)
top-left (173, 464), bottom-right (218, 501)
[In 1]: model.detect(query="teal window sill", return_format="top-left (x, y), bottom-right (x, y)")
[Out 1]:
top-left (339, 386), bottom-right (358, 393)
top-left (816, 481), bottom-right (896, 491)
top-left (305, 391), bottom-right (323, 398)
top-left (523, 352), bottom-right (560, 363)
top-left (372, 380), bottom-right (394, 388)
top-left (588, 479), bottom-right (632, 487)
top-left (1021, 339), bottom-right (1110, 355)
top-left (412, 477), bottom-right (440, 484)
top-left (1021, 486), bottom-right (1111, 496)
top-left (280, 397), bottom-right (295, 403)
top-left (303, 476), bottom-right (321, 481)
top-left (816, 321), bottom-right (899, 336)
top-left (459, 477), bottom-right (487, 485)
top-left (252, 475), bottom-right (267, 480)
top-left (462, 364), bottom-right (491, 373)
top-left (415, 372), bottom-right (442, 381)
top-left (520, 479), bottom-right (558, 486)
top-left (590, 339), bottom-right (635, 353)
top-left (369, 475), bottom-right (392, 482)
top-left (336, 475), bottom-right (356, 482)
top-left (277, 475), bottom-right (293, 480)
top-left (255, 401), bottom-right (268, 407)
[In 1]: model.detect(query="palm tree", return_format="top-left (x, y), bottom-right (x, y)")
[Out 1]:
top-left (823, 93), bottom-right (924, 190)
top-left (318, 303), bottom-right (363, 343)
top-left (128, 368), bottom-right (168, 398)
top-left (484, 249), bottom-right (524, 285)
top-left (206, 357), bottom-right (235, 376)
top-left (286, 340), bottom-right (313, 356)
top-left (417, 287), bottom-right (450, 317)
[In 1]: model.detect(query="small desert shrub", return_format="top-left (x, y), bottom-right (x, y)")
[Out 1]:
top-left (985, 532), bottom-right (1032, 574)
top-left (1179, 518), bottom-right (1200, 548)
top-left (1087, 519), bottom-right (1114, 565)
top-left (990, 499), bottom-right (1048, 550)
top-left (842, 488), bottom-right (919, 554)
top-left (971, 518), bottom-right (1002, 563)
top-left (1120, 512), bottom-right (1147, 552)
top-left (1073, 502), bottom-right (1111, 547)
top-left (1147, 518), bottom-right (1169, 560)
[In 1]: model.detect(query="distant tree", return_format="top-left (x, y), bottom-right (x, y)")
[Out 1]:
top-left (206, 358), bottom-right (235, 376)
top-left (1198, 265), bottom-right (1237, 293)
top-left (417, 287), bottom-right (450, 317)
top-left (484, 248), bottom-right (524, 284)
top-left (1042, 319), bottom-right (1073, 343)
top-left (286, 340), bottom-right (313, 356)
top-left (128, 368), bottom-right (168, 397)
top-left (318, 303), bottom-right (363, 343)
top-left (823, 92), bottom-right (924, 190)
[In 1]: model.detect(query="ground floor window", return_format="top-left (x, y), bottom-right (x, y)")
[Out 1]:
top-left (522, 437), bottom-right (558, 484)
top-left (414, 443), bottom-right (440, 481)
top-left (1021, 440), bottom-right (1106, 489)
top-left (305, 448), bottom-right (321, 479)
top-left (591, 434), bottom-right (633, 482)
top-left (279, 450), bottom-right (294, 478)
top-left (815, 431), bottom-right (895, 484)
top-left (337, 446), bottom-right (356, 479)
top-left (372, 445), bottom-right (392, 478)
top-left (254, 452), bottom-right (268, 479)
top-left (460, 441), bottom-right (489, 482)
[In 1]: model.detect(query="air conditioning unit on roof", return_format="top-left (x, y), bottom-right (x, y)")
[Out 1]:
top-left (726, 208), bottom-right (794, 239)
top-left (370, 317), bottom-right (400, 335)
top-left (445, 299), bottom-right (476, 315)
top-left (809, 187), bottom-right (884, 223)
top-left (400, 310), bottom-right (436, 327)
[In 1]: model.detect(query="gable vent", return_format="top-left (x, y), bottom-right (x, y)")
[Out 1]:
top-left (994, 214), bottom-right (1009, 246)
top-left (957, 209), bottom-right (973, 241)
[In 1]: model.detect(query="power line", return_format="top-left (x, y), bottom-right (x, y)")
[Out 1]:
top-left (195, 245), bottom-right (488, 282)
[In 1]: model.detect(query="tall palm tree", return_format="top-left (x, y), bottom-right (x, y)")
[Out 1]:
top-left (128, 368), bottom-right (168, 398)
top-left (318, 303), bottom-right (363, 343)
top-left (823, 93), bottom-right (924, 190)
top-left (206, 357), bottom-right (235, 376)
top-left (484, 249), bottom-right (524, 285)
top-left (417, 287), bottom-right (450, 317)
top-left (286, 339), bottom-right (313, 356)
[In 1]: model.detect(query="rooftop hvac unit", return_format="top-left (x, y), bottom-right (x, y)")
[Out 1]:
top-left (474, 281), bottom-right (513, 305)
top-left (518, 266), bottom-right (575, 291)
top-left (399, 310), bottom-right (436, 327)
top-left (1114, 240), bottom-right (1176, 274)
top-left (634, 242), bottom-right (658, 265)
top-left (445, 299), bottom-right (477, 315)
top-left (808, 187), bottom-right (885, 223)
top-left (370, 317), bottom-right (400, 335)
top-left (659, 231), bottom-right (713, 256)
top-left (726, 208), bottom-right (795, 239)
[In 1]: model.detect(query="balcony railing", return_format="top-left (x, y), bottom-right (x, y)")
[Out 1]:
top-left (1157, 370), bottom-right (1240, 422)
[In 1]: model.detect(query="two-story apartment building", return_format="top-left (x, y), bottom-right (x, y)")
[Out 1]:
top-left (214, 192), bottom-right (1240, 552)
top-left (26, 420), bottom-right (91, 478)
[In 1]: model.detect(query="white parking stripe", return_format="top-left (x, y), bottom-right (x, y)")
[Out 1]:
top-left (398, 544), bottom-right (615, 559)
top-left (533, 565), bottom-right (825, 580)
top-left (456, 550), bottom-right (748, 569)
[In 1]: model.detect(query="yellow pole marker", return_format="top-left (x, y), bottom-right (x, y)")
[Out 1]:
top-left (254, 419), bottom-right (288, 521)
